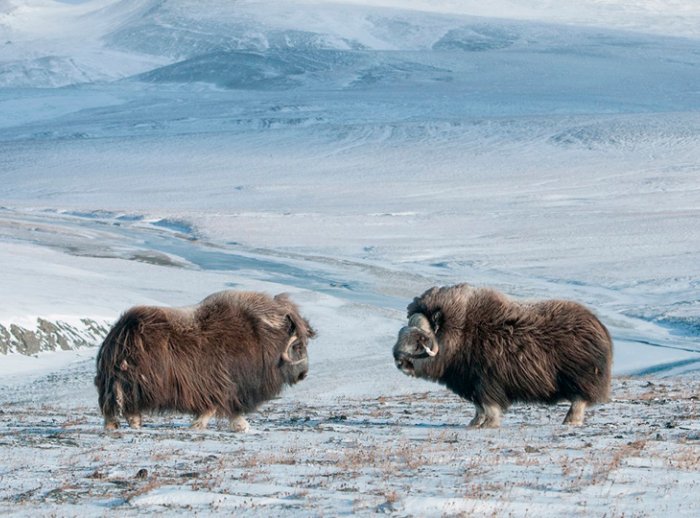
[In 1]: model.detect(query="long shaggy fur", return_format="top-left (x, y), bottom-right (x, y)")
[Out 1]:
top-left (393, 283), bottom-right (612, 427)
top-left (95, 291), bottom-right (315, 429)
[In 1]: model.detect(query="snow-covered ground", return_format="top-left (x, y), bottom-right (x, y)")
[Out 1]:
top-left (1, 368), bottom-right (698, 516)
top-left (0, 0), bottom-right (699, 515)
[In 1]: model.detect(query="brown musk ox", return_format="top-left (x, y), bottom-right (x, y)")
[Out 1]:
top-left (393, 283), bottom-right (612, 428)
top-left (95, 290), bottom-right (316, 431)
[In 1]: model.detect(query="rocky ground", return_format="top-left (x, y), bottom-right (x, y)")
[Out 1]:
top-left (0, 358), bottom-right (698, 517)
top-left (0, 319), bottom-right (108, 355)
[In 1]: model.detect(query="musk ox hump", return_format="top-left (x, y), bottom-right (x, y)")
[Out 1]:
top-left (198, 290), bottom-right (292, 331)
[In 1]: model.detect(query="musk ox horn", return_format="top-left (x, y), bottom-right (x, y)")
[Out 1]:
top-left (407, 313), bottom-right (439, 356)
top-left (281, 335), bottom-right (306, 365)
top-left (408, 313), bottom-right (431, 333)
top-left (422, 343), bottom-right (438, 357)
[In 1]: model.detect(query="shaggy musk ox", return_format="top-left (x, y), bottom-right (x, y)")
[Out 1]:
top-left (393, 284), bottom-right (612, 428)
top-left (95, 291), bottom-right (316, 431)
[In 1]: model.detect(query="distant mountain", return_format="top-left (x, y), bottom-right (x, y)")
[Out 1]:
top-left (1, 0), bottom-right (698, 89)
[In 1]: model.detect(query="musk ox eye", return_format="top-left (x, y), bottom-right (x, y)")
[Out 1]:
top-left (411, 335), bottom-right (428, 354)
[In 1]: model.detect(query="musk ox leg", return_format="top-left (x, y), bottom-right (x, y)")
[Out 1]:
top-left (468, 404), bottom-right (487, 428)
top-left (191, 409), bottom-right (216, 430)
top-left (101, 380), bottom-right (124, 430)
top-left (126, 414), bottom-right (142, 429)
top-left (563, 399), bottom-right (587, 426)
top-left (230, 415), bottom-right (250, 433)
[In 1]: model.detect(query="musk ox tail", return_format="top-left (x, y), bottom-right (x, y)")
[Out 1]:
top-left (95, 310), bottom-right (146, 422)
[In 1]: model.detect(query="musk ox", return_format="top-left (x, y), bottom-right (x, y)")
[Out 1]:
top-left (95, 290), bottom-right (316, 431)
top-left (393, 284), bottom-right (612, 428)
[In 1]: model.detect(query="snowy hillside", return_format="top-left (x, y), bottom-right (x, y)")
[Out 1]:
top-left (0, 0), bottom-right (699, 515)
top-left (1, 0), bottom-right (699, 365)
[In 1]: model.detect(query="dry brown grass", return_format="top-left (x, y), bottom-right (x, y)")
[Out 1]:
top-left (667, 445), bottom-right (700, 471)
top-left (464, 481), bottom-right (507, 500)
top-left (150, 451), bottom-right (176, 462)
top-left (125, 477), bottom-right (165, 500)
top-left (513, 450), bottom-right (541, 467)
top-left (383, 490), bottom-right (398, 504)
top-left (3, 376), bottom-right (700, 516)
top-left (241, 450), bottom-right (299, 468)
top-left (590, 440), bottom-right (647, 485)
top-left (61, 417), bottom-right (88, 428)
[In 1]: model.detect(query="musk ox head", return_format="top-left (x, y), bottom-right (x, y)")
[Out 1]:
top-left (393, 312), bottom-right (441, 377)
top-left (278, 314), bottom-right (315, 385)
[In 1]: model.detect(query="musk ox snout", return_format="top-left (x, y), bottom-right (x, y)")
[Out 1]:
top-left (281, 355), bottom-right (308, 385)
top-left (282, 353), bottom-right (309, 385)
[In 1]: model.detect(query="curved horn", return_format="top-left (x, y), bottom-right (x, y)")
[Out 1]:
top-left (408, 313), bottom-right (432, 333)
top-left (422, 342), bottom-right (439, 357)
top-left (407, 313), bottom-right (440, 357)
top-left (281, 335), bottom-right (306, 365)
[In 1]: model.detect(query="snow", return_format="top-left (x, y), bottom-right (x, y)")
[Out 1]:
top-left (0, 348), bottom-right (93, 385)
top-left (129, 487), bottom-right (289, 508)
top-left (0, 0), bottom-right (699, 515)
top-left (1, 369), bottom-right (698, 516)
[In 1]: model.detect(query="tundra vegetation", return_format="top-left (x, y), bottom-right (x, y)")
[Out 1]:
top-left (0, 364), bottom-right (697, 516)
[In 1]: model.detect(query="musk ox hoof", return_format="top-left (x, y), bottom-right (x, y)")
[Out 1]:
top-left (469, 419), bottom-right (501, 429)
top-left (104, 420), bottom-right (119, 431)
top-left (127, 415), bottom-right (142, 429)
top-left (191, 409), bottom-right (216, 430)
top-left (190, 422), bottom-right (208, 431)
top-left (468, 415), bottom-right (487, 428)
top-left (230, 416), bottom-right (250, 433)
top-left (468, 404), bottom-right (501, 429)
